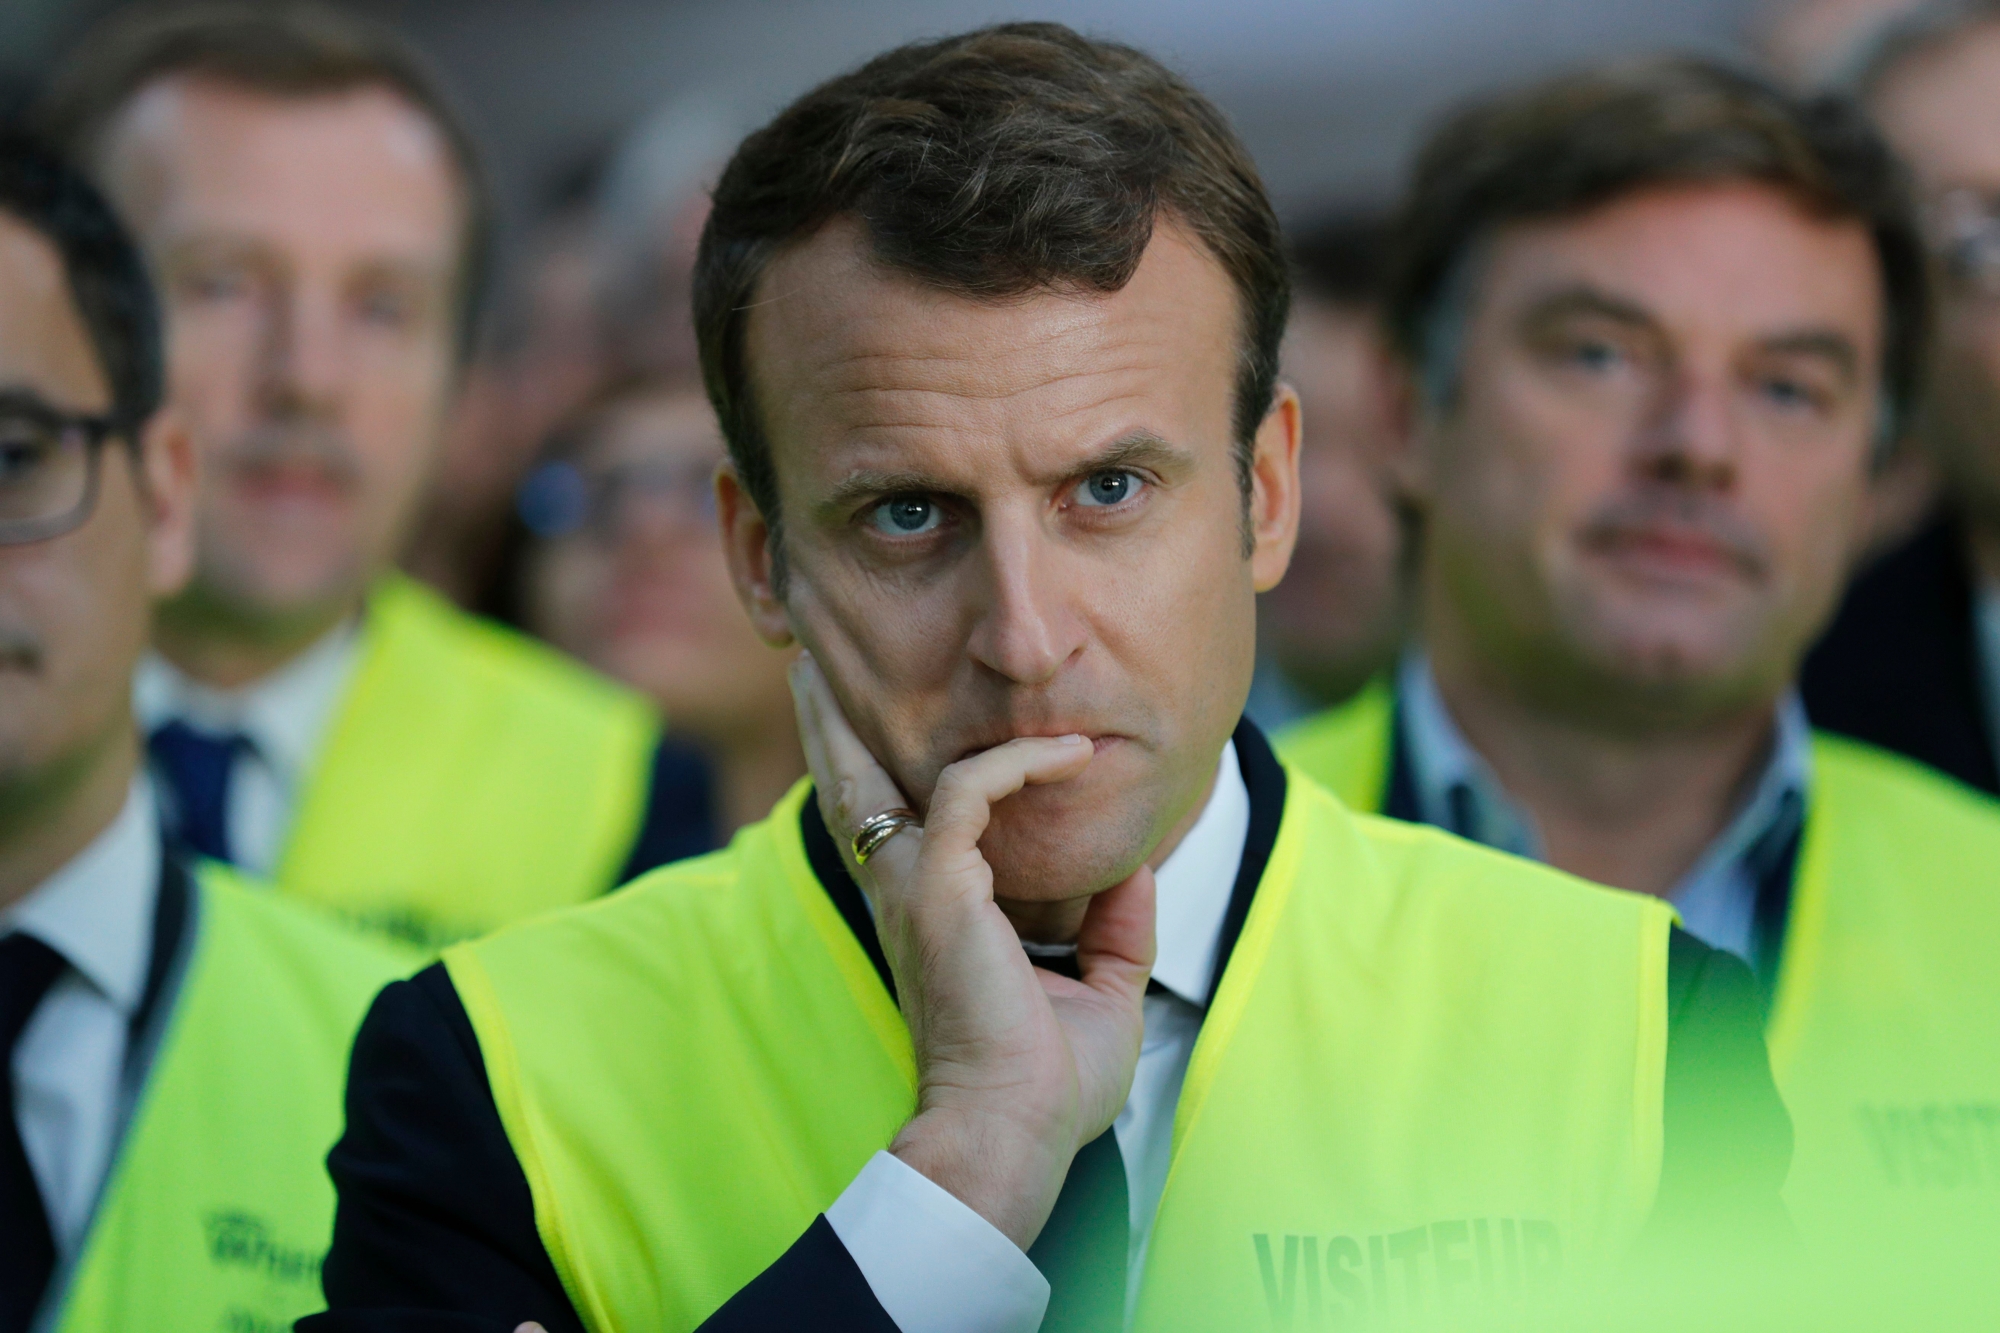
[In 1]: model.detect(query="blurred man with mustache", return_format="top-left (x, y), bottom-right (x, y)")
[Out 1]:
top-left (34, 1), bottom-right (711, 950)
top-left (1280, 59), bottom-right (2000, 1286)
top-left (0, 136), bottom-right (414, 1333)
top-left (309, 27), bottom-right (1789, 1333)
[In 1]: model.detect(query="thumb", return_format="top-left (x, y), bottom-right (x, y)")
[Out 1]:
top-left (1074, 863), bottom-right (1156, 1004)
top-left (515, 1325), bottom-right (547, 1333)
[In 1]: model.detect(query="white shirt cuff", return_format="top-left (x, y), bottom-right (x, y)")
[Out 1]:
top-left (824, 1150), bottom-right (1050, 1333)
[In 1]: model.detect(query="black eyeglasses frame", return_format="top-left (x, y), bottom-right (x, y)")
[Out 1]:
top-left (0, 395), bottom-right (138, 547)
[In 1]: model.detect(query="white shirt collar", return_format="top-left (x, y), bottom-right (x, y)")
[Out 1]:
top-left (2, 776), bottom-right (161, 1016)
top-left (1149, 740), bottom-right (1251, 1008)
top-left (133, 618), bottom-right (361, 786)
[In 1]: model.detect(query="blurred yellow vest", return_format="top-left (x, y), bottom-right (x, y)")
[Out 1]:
top-left (49, 864), bottom-right (417, 1333)
top-left (1277, 693), bottom-right (2000, 1281)
top-left (275, 575), bottom-right (660, 949)
top-left (446, 774), bottom-right (1673, 1332)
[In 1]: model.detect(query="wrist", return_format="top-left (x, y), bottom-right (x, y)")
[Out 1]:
top-left (891, 1105), bottom-right (1077, 1249)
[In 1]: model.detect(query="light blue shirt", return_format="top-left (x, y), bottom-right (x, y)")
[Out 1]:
top-left (1397, 653), bottom-right (1811, 967)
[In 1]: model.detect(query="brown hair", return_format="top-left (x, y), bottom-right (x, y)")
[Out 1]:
top-left (1388, 57), bottom-right (1928, 450)
top-left (693, 21), bottom-right (1288, 551)
top-left (34, 0), bottom-right (491, 351)
top-left (1288, 208), bottom-right (1394, 309)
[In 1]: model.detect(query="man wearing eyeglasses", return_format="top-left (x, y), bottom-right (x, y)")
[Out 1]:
top-left (1802, 5), bottom-right (2000, 801)
top-left (0, 136), bottom-right (416, 1333)
top-left (32, 1), bottom-right (712, 951)
top-left (505, 380), bottom-right (805, 840)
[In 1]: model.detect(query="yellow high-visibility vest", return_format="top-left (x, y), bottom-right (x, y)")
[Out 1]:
top-left (49, 863), bottom-right (417, 1332)
top-left (274, 575), bottom-right (661, 949)
top-left (446, 773), bottom-right (1672, 1332)
top-left (1277, 694), bottom-right (2000, 1282)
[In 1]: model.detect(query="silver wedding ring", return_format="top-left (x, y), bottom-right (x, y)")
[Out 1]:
top-left (851, 808), bottom-right (920, 866)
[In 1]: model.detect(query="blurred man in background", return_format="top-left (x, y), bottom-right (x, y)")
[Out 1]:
top-left (1244, 212), bottom-right (1410, 731)
top-left (1279, 59), bottom-right (2000, 1292)
top-left (0, 135), bottom-right (411, 1333)
top-left (1803, 1), bottom-right (2000, 797)
top-left (504, 379), bottom-right (803, 838)
top-left (35, 0), bottom-right (712, 949)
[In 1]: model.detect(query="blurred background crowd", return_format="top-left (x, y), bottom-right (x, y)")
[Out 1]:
top-left (7, 0), bottom-right (2000, 1326)
top-left (6, 0), bottom-right (1966, 843)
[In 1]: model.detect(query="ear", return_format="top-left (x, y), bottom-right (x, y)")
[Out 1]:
top-left (137, 406), bottom-right (196, 599)
top-left (715, 459), bottom-right (795, 647)
top-left (1248, 383), bottom-right (1304, 593)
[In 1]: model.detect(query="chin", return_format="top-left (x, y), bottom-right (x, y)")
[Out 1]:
top-left (977, 777), bottom-right (1159, 903)
top-left (197, 547), bottom-right (369, 627)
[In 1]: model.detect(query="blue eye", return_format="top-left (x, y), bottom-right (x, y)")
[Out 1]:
top-left (869, 495), bottom-right (941, 535)
top-left (1076, 470), bottom-right (1142, 507)
top-left (1761, 378), bottom-right (1814, 410)
top-left (1571, 340), bottom-right (1620, 371)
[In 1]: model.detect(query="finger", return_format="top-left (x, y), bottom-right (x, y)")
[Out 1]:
top-left (921, 735), bottom-right (1093, 863)
top-left (788, 654), bottom-right (838, 808)
top-left (790, 654), bottom-right (909, 837)
top-left (515, 1325), bottom-right (547, 1333)
top-left (1072, 863), bottom-right (1156, 1003)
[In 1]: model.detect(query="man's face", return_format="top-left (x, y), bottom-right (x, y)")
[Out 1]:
top-left (1260, 298), bottom-right (1407, 704)
top-left (724, 219), bottom-right (1299, 902)
top-left (527, 390), bottom-right (795, 739)
top-left (1872, 23), bottom-right (2000, 532)
top-left (0, 212), bottom-right (192, 804)
top-left (97, 77), bottom-right (462, 633)
top-left (1414, 182), bottom-right (1882, 725)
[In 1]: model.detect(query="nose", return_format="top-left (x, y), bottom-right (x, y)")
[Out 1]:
top-left (1632, 365), bottom-right (1739, 493)
top-left (963, 514), bottom-right (1088, 687)
top-left (257, 280), bottom-right (346, 420)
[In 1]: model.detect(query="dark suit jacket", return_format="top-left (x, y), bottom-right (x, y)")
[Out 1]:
top-left (300, 724), bottom-right (1791, 1333)
top-left (1801, 516), bottom-right (2000, 796)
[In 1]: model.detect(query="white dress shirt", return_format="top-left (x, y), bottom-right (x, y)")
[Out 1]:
top-left (1397, 651), bottom-right (1812, 966)
top-left (825, 741), bottom-right (1252, 1333)
top-left (133, 622), bottom-right (360, 875)
top-left (2, 778), bottom-right (160, 1262)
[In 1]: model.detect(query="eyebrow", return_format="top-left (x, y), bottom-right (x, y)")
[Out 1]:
top-left (1518, 284), bottom-right (1657, 333)
top-left (1755, 329), bottom-right (1861, 382)
top-left (1521, 283), bottom-right (1863, 379)
top-left (0, 383), bottom-right (105, 420)
top-left (815, 428), bottom-right (1194, 516)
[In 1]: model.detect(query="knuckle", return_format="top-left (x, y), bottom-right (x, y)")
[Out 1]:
top-left (828, 775), bottom-right (866, 831)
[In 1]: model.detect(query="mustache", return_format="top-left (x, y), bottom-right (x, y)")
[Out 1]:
top-left (0, 624), bottom-right (42, 672)
top-left (217, 422), bottom-right (363, 487)
top-left (1576, 492), bottom-right (1770, 579)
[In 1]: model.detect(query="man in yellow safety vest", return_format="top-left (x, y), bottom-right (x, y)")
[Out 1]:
top-left (0, 135), bottom-right (415, 1333)
top-left (1279, 58), bottom-right (2000, 1303)
top-left (35, 0), bottom-right (715, 951)
top-left (309, 28), bottom-right (1796, 1333)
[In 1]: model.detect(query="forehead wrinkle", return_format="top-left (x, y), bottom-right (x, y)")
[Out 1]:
top-left (806, 334), bottom-right (1182, 410)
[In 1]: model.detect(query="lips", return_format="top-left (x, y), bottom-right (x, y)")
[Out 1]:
top-left (1579, 518), bottom-right (1765, 584)
top-left (950, 729), bottom-right (1125, 766)
top-left (229, 458), bottom-right (353, 506)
